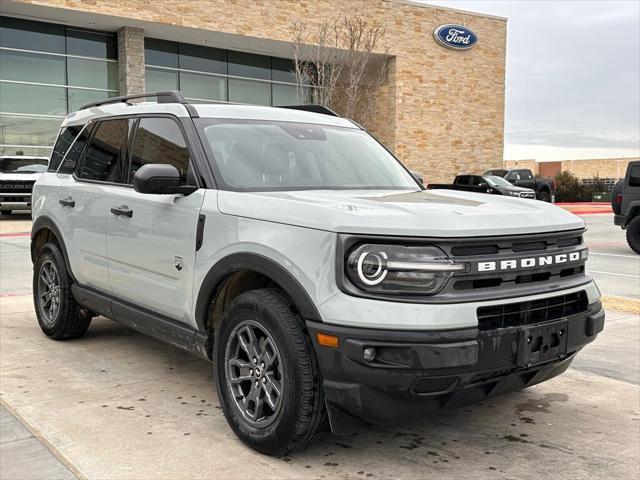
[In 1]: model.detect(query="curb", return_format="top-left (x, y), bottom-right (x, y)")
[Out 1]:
top-left (602, 295), bottom-right (640, 315)
top-left (0, 398), bottom-right (88, 480)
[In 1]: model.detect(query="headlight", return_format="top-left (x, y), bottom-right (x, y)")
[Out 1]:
top-left (345, 244), bottom-right (465, 295)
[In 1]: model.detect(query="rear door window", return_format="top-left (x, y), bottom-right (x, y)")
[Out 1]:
top-left (128, 117), bottom-right (191, 184)
top-left (78, 119), bottom-right (130, 183)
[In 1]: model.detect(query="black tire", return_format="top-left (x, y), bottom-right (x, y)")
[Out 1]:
top-left (214, 288), bottom-right (324, 455)
top-left (0, 210), bottom-right (11, 215)
top-left (33, 242), bottom-right (92, 339)
top-left (626, 215), bottom-right (640, 255)
top-left (538, 190), bottom-right (551, 202)
top-left (611, 180), bottom-right (624, 215)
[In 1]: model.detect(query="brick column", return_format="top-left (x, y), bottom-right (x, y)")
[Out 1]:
top-left (117, 27), bottom-right (145, 95)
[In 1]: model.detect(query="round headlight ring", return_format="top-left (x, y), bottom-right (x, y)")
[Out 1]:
top-left (357, 251), bottom-right (388, 286)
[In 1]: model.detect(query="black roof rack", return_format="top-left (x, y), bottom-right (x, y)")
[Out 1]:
top-left (277, 105), bottom-right (339, 117)
top-left (80, 91), bottom-right (187, 110)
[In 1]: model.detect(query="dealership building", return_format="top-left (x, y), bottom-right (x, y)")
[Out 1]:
top-left (0, 0), bottom-right (506, 182)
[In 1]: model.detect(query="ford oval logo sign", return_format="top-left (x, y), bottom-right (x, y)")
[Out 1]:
top-left (434, 24), bottom-right (478, 50)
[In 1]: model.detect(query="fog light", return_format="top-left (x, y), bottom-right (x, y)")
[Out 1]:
top-left (363, 347), bottom-right (376, 362)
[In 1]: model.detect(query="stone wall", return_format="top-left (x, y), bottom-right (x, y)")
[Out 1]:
top-left (505, 157), bottom-right (638, 180)
top-left (117, 27), bottom-right (145, 96)
top-left (17, 0), bottom-right (507, 183)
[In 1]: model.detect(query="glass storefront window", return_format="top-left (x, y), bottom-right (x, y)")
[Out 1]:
top-left (0, 83), bottom-right (66, 116)
top-left (145, 38), bottom-right (303, 107)
top-left (67, 89), bottom-right (116, 113)
top-left (66, 28), bottom-right (117, 59)
top-left (0, 16), bottom-right (65, 54)
top-left (228, 78), bottom-right (271, 105)
top-left (0, 49), bottom-right (65, 85)
top-left (144, 38), bottom-right (179, 68)
top-left (67, 57), bottom-right (118, 90)
top-left (146, 67), bottom-right (178, 92)
top-left (180, 72), bottom-right (226, 102)
top-left (272, 83), bottom-right (307, 106)
top-left (0, 114), bottom-right (62, 147)
top-left (180, 43), bottom-right (226, 74)
top-left (228, 51), bottom-right (270, 80)
top-left (0, 16), bottom-right (119, 158)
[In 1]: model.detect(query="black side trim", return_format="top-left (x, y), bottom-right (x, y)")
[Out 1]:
top-left (194, 252), bottom-right (322, 331)
top-left (195, 214), bottom-right (206, 251)
top-left (277, 105), bottom-right (339, 116)
top-left (71, 284), bottom-right (209, 361)
top-left (31, 216), bottom-right (76, 282)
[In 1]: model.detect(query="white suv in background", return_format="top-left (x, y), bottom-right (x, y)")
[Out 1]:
top-left (30, 91), bottom-right (604, 455)
top-left (0, 155), bottom-right (48, 214)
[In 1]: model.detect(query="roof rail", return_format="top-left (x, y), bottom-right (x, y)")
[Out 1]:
top-left (80, 91), bottom-right (187, 110)
top-left (277, 105), bottom-right (339, 117)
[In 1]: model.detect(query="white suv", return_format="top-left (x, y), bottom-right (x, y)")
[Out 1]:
top-left (31, 91), bottom-right (604, 455)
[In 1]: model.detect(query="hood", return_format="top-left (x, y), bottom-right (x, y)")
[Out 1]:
top-left (217, 189), bottom-right (584, 237)
top-left (0, 172), bottom-right (43, 181)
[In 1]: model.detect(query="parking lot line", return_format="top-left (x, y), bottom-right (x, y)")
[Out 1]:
top-left (588, 270), bottom-right (640, 278)
top-left (590, 252), bottom-right (639, 259)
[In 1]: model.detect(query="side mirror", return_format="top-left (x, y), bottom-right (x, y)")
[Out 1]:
top-left (133, 164), bottom-right (196, 195)
top-left (478, 182), bottom-right (488, 187)
top-left (410, 170), bottom-right (424, 184)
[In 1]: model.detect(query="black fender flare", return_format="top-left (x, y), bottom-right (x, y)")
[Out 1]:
top-left (30, 216), bottom-right (76, 282)
top-left (194, 252), bottom-right (322, 332)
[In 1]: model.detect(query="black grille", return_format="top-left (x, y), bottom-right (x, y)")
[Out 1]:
top-left (0, 181), bottom-right (34, 194)
top-left (448, 234), bottom-right (583, 259)
top-left (476, 291), bottom-right (589, 331)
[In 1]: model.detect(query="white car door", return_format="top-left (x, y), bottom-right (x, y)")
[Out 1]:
top-left (106, 116), bottom-right (204, 326)
top-left (58, 118), bottom-right (132, 294)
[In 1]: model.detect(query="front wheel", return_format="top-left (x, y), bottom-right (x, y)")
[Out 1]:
top-left (626, 216), bottom-right (640, 254)
top-left (33, 242), bottom-right (92, 339)
top-left (214, 289), bottom-right (324, 455)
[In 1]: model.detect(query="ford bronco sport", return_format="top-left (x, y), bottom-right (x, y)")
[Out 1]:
top-left (31, 91), bottom-right (604, 455)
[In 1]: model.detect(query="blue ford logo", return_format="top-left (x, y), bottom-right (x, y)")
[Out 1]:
top-left (433, 24), bottom-right (478, 50)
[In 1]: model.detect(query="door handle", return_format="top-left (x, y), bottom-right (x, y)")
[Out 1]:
top-left (110, 206), bottom-right (133, 218)
top-left (59, 198), bottom-right (75, 208)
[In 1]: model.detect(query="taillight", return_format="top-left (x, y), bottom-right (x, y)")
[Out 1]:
top-left (614, 193), bottom-right (622, 206)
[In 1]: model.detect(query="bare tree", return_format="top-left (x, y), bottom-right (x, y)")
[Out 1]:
top-left (291, 16), bottom-right (388, 127)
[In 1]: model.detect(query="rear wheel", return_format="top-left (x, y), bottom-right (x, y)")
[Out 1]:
top-left (538, 190), bottom-right (551, 202)
top-left (626, 216), bottom-right (640, 254)
top-left (33, 242), bottom-right (92, 339)
top-left (214, 288), bottom-right (324, 455)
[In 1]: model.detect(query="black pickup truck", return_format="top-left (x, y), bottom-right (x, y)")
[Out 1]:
top-left (427, 174), bottom-right (537, 199)
top-left (484, 168), bottom-right (555, 202)
top-left (612, 160), bottom-right (640, 254)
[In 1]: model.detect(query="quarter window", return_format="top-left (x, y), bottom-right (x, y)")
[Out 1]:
top-left (629, 165), bottom-right (640, 187)
top-left (129, 118), bottom-right (190, 184)
top-left (49, 126), bottom-right (80, 171)
top-left (79, 119), bottom-right (129, 182)
top-left (60, 124), bottom-right (91, 174)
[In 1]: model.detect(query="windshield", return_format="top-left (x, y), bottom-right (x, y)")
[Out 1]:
top-left (0, 157), bottom-right (48, 174)
top-left (485, 175), bottom-right (513, 187)
top-left (197, 120), bottom-right (420, 191)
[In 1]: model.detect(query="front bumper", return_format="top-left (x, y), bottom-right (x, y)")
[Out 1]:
top-left (0, 194), bottom-right (32, 210)
top-left (308, 299), bottom-right (604, 430)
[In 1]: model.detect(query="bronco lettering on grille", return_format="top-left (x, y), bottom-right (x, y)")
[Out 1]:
top-left (477, 251), bottom-right (582, 272)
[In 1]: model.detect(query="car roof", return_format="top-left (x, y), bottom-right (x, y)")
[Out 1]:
top-left (61, 102), bottom-right (358, 130)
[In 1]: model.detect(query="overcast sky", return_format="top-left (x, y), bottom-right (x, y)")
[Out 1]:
top-left (424, 0), bottom-right (640, 161)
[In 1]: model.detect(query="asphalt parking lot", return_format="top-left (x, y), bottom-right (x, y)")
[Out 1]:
top-left (1, 212), bottom-right (639, 480)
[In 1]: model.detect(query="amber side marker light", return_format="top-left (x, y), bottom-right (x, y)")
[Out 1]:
top-left (317, 332), bottom-right (339, 348)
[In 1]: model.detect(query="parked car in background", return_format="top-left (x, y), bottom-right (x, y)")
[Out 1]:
top-left (612, 160), bottom-right (640, 254)
top-left (484, 168), bottom-right (555, 202)
top-left (0, 155), bottom-right (49, 215)
top-left (428, 174), bottom-right (536, 199)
